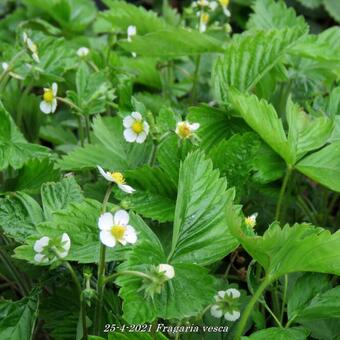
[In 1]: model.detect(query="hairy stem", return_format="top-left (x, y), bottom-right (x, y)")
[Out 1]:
top-left (235, 276), bottom-right (273, 339)
top-left (93, 184), bottom-right (113, 335)
top-left (275, 166), bottom-right (292, 221)
top-left (191, 55), bottom-right (201, 104)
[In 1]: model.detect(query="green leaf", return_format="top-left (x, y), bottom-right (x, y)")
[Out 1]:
top-left (212, 29), bottom-right (304, 101)
top-left (169, 151), bottom-right (238, 265)
top-left (324, 0), bottom-right (340, 23)
top-left (242, 327), bottom-right (309, 340)
top-left (119, 28), bottom-right (224, 57)
top-left (228, 210), bottom-right (340, 279)
top-left (187, 105), bottom-right (248, 151)
top-left (288, 273), bottom-right (331, 322)
top-left (247, 0), bottom-right (308, 31)
top-left (296, 142), bottom-right (340, 192)
top-left (11, 158), bottom-right (60, 194)
top-left (0, 101), bottom-right (51, 171)
top-left (41, 176), bottom-right (84, 220)
top-left (229, 90), bottom-right (293, 164)
top-left (0, 192), bottom-right (43, 242)
top-left (209, 133), bottom-right (261, 200)
top-left (14, 199), bottom-right (159, 264)
top-left (58, 116), bottom-right (152, 171)
top-left (116, 241), bottom-right (215, 323)
top-left (116, 166), bottom-right (176, 223)
top-left (101, 0), bottom-right (168, 34)
top-left (0, 293), bottom-right (39, 340)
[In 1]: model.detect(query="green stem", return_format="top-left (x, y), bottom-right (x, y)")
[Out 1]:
top-left (104, 270), bottom-right (154, 284)
top-left (84, 115), bottom-right (92, 144)
top-left (191, 55), bottom-right (201, 104)
top-left (64, 262), bottom-right (88, 340)
top-left (263, 302), bottom-right (282, 328)
top-left (149, 140), bottom-right (158, 166)
top-left (275, 167), bottom-right (292, 221)
top-left (235, 275), bottom-right (273, 340)
top-left (280, 275), bottom-right (288, 324)
top-left (77, 116), bottom-right (85, 147)
top-left (56, 97), bottom-right (82, 112)
top-left (0, 50), bottom-right (26, 86)
top-left (93, 184), bottom-right (113, 335)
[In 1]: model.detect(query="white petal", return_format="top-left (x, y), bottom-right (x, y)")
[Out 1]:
top-left (224, 310), bottom-right (240, 322)
top-left (98, 212), bottom-right (114, 231)
top-left (100, 231), bottom-right (116, 248)
top-left (34, 253), bottom-right (49, 263)
top-left (118, 184), bottom-right (135, 194)
top-left (52, 82), bottom-right (58, 95)
top-left (135, 131), bottom-right (147, 144)
top-left (61, 233), bottom-right (71, 252)
top-left (223, 7), bottom-right (231, 17)
top-left (226, 288), bottom-right (241, 299)
top-left (113, 209), bottom-right (129, 226)
top-left (211, 305), bottom-right (223, 318)
top-left (124, 128), bottom-right (137, 143)
top-left (40, 101), bottom-right (52, 114)
top-left (131, 111), bottom-right (142, 120)
top-left (51, 99), bottom-right (57, 113)
top-left (34, 236), bottom-right (50, 252)
top-left (32, 53), bottom-right (40, 63)
top-left (124, 225), bottom-right (137, 244)
top-left (97, 165), bottom-right (114, 182)
top-left (57, 250), bottom-right (68, 258)
top-left (123, 115), bottom-right (135, 128)
top-left (190, 123), bottom-right (200, 131)
top-left (143, 121), bottom-right (150, 134)
top-left (217, 290), bottom-right (226, 299)
top-left (158, 264), bottom-right (175, 279)
top-left (209, 1), bottom-right (218, 10)
top-left (77, 47), bottom-right (89, 57)
top-left (127, 25), bottom-right (137, 37)
top-left (2, 62), bottom-right (9, 70)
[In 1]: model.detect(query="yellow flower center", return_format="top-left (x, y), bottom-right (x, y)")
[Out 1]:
top-left (110, 172), bottom-right (125, 184)
top-left (43, 89), bottom-right (54, 103)
top-left (132, 121), bottom-right (144, 134)
top-left (201, 13), bottom-right (209, 24)
top-left (111, 225), bottom-right (126, 241)
top-left (178, 124), bottom-right (192, 138)
top-left (219, 0), bottom-right (230, 6)
top-left (245, 216), bottom-right (256, 229)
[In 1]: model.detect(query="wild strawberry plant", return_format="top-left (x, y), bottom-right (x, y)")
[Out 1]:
top-left (0, 0), bottom-right (340, 339)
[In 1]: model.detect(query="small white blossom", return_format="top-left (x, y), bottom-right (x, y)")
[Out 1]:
top-left (199, 12), bottom-right (210, 32)
top-left (175, 121), bottom-right (200, 139)
top-left (56, 233), bottom-right (71, 258)
top-left (127, 25), bottom-right (137, 42)
top-left (219, 0), bottom-right (231, 16)
top-left (98, 210), bottom-right (137, 248)
top-left (77, 47), bottom-right (90, 57)
top-left (210, 288), bottom-right (241, 321)
top-left (158, 264), bottom-right (175, 280)
top-left (245, 213), bottom-right (258, 229)
top-left (2, 62), bottom-right (9, 71)
top-left (40, 83), bottom-right (58, 114)
top-left (97, 166), bottom-right (135, 194)
top-left (123, 111), bottom-right (149, 144)
top-left (209, 1), bottom-right (218, 10)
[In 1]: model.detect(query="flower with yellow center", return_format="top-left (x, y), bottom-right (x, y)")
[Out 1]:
top-left (40, 83), bottom-right (58, 114)
top-left (97, 166), bottom-right (135, 194)
top-left (98, 210), bottom-right (137, 248)
top-left (219, 0), bottom-right (231, 16)
top-left (245, 213), bottom-right (258, 229)
top-left (123, 111), bottom-right (150, 144)
top-left (175, 121), bottom-right (200, 139)
top-left (199, 12), bottom-right (210, 32)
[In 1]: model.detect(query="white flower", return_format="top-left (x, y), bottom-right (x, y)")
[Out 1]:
top-left (97, 166), bottom-right (135, 194)
top-left (209, 1), bottom-right (218, 10)
top-left (245, 213), bottom-right (258, 229)
top-left (158, 264), bottom-right (175, 280)
top-left (33, 236), bottom-right (51, 264)
top-left (123, 111), bottom-right (149, 144)
top-left (23, 32), bottom-right (40, 63)
top-left (77, 47), bottom-right (90, 57)
top-left (2, 62), bottom-right (9, 71)
top-left (210, 288), bottom-right (241, 322)
top-left (40, 83), bottom-right (58, 114)
top-left (98, 210), bottom-right (137, 248)
top-left (199, 12), bottom-right (210, 32)
top-left (57, 233), bottom-right (71, 258)
top-left (192, 0), bottom-right (210, 8)
top-left (219, 0), bottom-right (231, 16)
top-left (175, 121), bottom-right (200, 139)
top-left (127, 25), bottom-right (137, 42)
